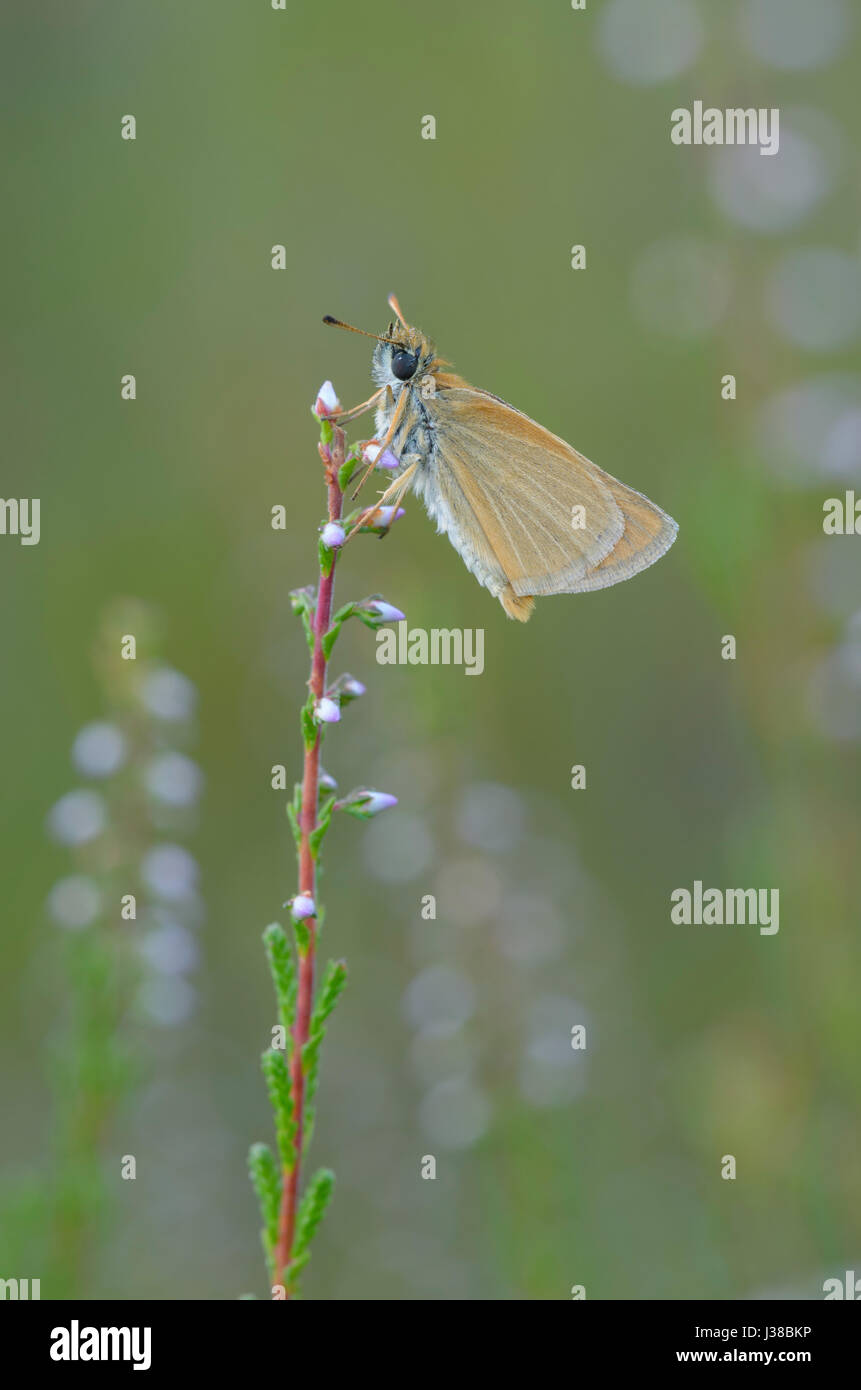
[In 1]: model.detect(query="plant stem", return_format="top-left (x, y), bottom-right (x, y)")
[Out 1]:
top-left (273, 425), bottom-right (345, 1293)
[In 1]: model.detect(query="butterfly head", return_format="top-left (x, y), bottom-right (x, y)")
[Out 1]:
top-left (372, 295), bottom-right (436, 391)
top-left (321, 296), bottom-right (438, 393)
top-left (372, 322), bottom-right (436, 391)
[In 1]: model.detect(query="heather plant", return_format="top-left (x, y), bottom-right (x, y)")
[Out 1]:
top-left (248, 386), bottom-right (402, 1299)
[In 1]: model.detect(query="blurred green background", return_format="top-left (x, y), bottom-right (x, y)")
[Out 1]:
top-left (2, 0), bottom-right (860, 1299)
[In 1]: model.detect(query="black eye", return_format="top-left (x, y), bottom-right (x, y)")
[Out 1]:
top-left (391, 349), bottom-right (418, 381)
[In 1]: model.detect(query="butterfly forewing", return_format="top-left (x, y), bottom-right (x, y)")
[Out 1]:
top-left (429, 385), bottom-right (628, 596)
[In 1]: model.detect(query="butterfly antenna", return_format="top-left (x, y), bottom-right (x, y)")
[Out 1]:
top-left (387, 294), bottom-right (410, 330)
top-left (322, 316), bottom-right (399, 347)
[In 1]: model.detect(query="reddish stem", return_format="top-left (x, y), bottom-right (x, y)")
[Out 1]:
top-left (273, 424), bottom-right (345, 1294)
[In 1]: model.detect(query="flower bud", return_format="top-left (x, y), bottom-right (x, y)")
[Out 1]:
top-left (321, 521), bottom-right (346, 549)
top-left (327, 673), bottom-right (366, 706)
top-left (362, 442), bottom-right (400, 471)
top-left (334, 787), bottom-right (399, 819)
top-left (361, 791), bottom-right (398, 815)
top-left (314, 697), bottom-right (341, 724)
top-left (290, 893), bottom-right (316, 921)
top-left (365, 599), bottom-right (406, 623)
top-left (370, 506), bottom-right (406, 529)
top-left (313, 381), bottom-right (341, 418)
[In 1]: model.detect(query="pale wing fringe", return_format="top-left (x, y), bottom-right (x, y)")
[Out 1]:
top-left (556, 481), bottom-right (678, 593)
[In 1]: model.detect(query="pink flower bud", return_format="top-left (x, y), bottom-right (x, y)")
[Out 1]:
top-left (362, 443), bottom-right (400, 471)
top-left (314, 381), bottom-right (341, 418)
top-left (366, 600), bottom-right (406, 622)
top-left (362, 791), bottom-right (398, 815)
top-left (373, 506), bottom-right (406, 527)
top-left (314, 697), bottom-right (341, 724)
top-left (321, 522), bottom-right (346, 548)
top-left (290, 893), bottom-right (316, 921)
top-left (334, 787), bottom-right (399, 819)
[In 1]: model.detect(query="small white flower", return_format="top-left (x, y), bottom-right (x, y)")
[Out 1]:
top-left (314, 697), bottom-right (341, 724)
top-left (367, 600), bottom-right (406, 622)
top-left (314, 380), bottom-right (341, 417)
top-left (321, 522), bottom-right (346, 548)
top-left (291, 893), bottom-right (316, 921)
top-left (341, 676), bottom-right (366, 698)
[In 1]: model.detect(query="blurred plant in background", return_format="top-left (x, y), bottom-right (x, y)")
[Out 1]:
top-left (600, 0), bottom-right (861, 1298)
top-left (0, 599), bottom-right (202, 1297)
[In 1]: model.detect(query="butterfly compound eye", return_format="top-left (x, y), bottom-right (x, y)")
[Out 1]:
top-left (391, 349), bottom-right (418, 381)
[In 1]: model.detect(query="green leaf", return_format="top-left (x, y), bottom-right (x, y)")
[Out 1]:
top-left (302, 960), bottom-right (347, 1150)
top-left (310, 960), bottom-right (348, 1037)
top-left (292, 916), bottom-right (312, 957)
top-left (285, 1249), bottom-right (311, 1286)
top-left (260, 1050), bottom-right (296, 1172)
top-left (292, 1168), bottom-right (335, 1266)
top-left (321, 602), bottom-right (356, 661)
top-left (289, 586), bottom-right (316, 655)
top-left (247, 1142), bottom-right (281, 1258)
top-left (318, 537), bottom-right (335, 578)
top-left (337, 456), bottom-right (359, 491)
top-left (301, 696), bottom-right (317, 752)
top-left (308, 795), bottom-right (336, 860)
top-left (287, 781), bottom-right (304, 851)
top-left (263, 923), bottom-right (297, 1031)
top-left (286, 1168), bottom-right (335, 1290)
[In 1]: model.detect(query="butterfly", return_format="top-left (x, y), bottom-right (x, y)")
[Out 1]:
top-left (324, 295), bottom-right (677, 621)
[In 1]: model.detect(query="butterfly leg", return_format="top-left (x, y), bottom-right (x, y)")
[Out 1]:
top-left (349, 387), bottom-right (411, 501)
top-left (345, 460), bottom-right (420, 542)
top-left (332, 387), bottom-right (385, 424)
